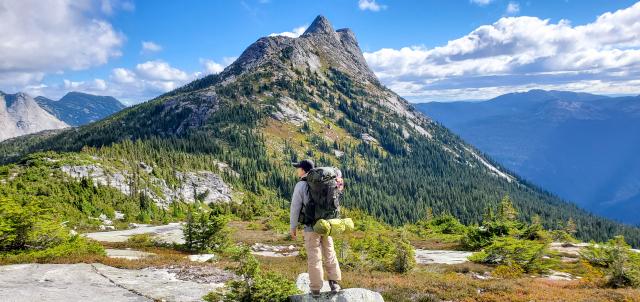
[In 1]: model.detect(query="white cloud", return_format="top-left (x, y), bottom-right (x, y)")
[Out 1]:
top-left (200, 59), bottom-right (224, 74)
top-left (141, 41), bottom-right (163, 53)
top-left (28, 56), bottom-right (238, 105)
top-left (506, 2), bottom-right (520, 15)
top-left (135, 60), bottom-right (189, 81)
top-left (470, 0), bottom-right (494, 6)
top-left (112, 68), bottom-right (137, 84)
top-left (358, 0), bottom-right (387, 12)
top-left (364, 2), bottom-right (640, 101)
top-left (269, 25), bottom-right (307, 38)
top-left (0, 0), bottom-right (123, 89)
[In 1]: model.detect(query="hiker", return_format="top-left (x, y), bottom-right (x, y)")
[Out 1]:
top-left (290, 159), bottom-right (342, 297)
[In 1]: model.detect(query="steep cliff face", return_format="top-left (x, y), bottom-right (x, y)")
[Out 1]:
top-left (0, 92), bottom-right (68, 142)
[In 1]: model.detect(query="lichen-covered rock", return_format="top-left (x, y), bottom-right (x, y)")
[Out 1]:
top-left (61, 164), bottom-right (232, 208)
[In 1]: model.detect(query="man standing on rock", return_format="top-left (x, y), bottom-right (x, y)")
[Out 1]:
top-left (290, 159), bottom-right (342, 297)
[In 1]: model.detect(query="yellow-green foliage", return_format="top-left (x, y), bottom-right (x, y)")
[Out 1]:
top-left (581, 235), bottom-right (640, 288)
top-left (469, 237), bottom-right (549, 274)
top-left (0, 197), bottom-right (69, 251)
top-left (406, 213), bottom-right (467, 243)
top-left (336, 232), bottom-right (416, 273)
top-left (0, 236), bottom-right (104, 264)
top-left (492, 264), bottom-right (525, 279)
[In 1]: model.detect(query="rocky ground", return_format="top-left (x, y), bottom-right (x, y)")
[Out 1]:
top-left (0, 263), bottom-right (229, 302)
top-left (5, 223), bottom-right (630, 301)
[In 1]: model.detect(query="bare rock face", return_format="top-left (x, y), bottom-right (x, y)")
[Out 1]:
top-left (272, 96), bottom-right (309, 126)
top-left (222, 15), bottom-right (378, 85)
top-left (0, 92), bottom-right (68, 142)
top-left (0, 263), bottom-right (230, 302)
top-left (61, 163), bottom-right (232, 208)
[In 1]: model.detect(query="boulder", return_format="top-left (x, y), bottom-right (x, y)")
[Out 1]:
top-left (290, 273), bottom-right (384, 302)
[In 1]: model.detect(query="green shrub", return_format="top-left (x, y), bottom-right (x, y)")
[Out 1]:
top-left (335, 231), bottom-right (416, 273)
top-left (462, 196), bottom-right (524, 251)
top-left (126, 233), bottom-right (160, 247)
top-left (428, 214), bottom-right (467, 235)
top-left (549, 230), bottom-right (578, 244)
top-left (205, 246), bottom-right (299, 302)
top-left (0, 197), bottom-right (69, 251)
top-left (0, 235), bottom-right (104, 264)
top-left (492, 264), bottom-right (525, 278)
top-left (580, 235), bottom-right (640, 288)
top-left (389, 235), bottom-right (416, 273)
top-left (184, 210), bottom-right (231, 252)
top-left (521, 215), bottom-right (549, 241)
top-left (264, 208), bottom-right (289, 233)
top-left (469, 237), bottom-right (549, 274)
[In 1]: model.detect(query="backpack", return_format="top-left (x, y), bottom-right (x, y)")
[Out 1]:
top-left (299, 167), bottom-right (341, 225)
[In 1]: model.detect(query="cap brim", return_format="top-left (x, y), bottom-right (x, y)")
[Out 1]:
top-left (292, 162), bottom-right (301, 168)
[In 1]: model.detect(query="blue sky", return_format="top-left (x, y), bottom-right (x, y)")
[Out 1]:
top-left (1, 0), bottom-right (639, 104)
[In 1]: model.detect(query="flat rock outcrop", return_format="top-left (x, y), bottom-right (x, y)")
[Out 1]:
top-left (290, 273), bottom-right (384, 302)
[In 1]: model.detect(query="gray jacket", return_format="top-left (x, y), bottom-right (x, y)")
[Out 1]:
top-left (290, 180), bottom-right (314, 232)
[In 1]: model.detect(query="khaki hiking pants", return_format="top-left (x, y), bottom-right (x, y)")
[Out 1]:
top-left (304, 230), bottom-right (342, 291)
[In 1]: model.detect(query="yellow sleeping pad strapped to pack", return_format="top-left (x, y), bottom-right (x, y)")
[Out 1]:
top-left (313, 218), bottom-right (354, 236)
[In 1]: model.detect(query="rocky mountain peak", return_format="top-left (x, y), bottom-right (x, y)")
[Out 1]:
top-left (0, 92), bottom-right (68, 142)
top-left (302, 15), bottom-right (335, 36)
top-left (224, 15), bottom-right (378, 85)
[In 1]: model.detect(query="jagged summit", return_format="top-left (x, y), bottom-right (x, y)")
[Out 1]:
top-left (302, 15), bottom-right (335, 36)
top-left (225, 15), bottom-right (378, 85)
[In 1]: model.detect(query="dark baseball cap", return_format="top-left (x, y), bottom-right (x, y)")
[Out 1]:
top-left (292, 159), bottom-right (314, 172)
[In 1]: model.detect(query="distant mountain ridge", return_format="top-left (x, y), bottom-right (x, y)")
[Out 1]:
top-left (35, 92), bottom-right (126, 126)
top-left (0, 91), bottom-right (68, 142)
top-left (417, 90), bottom-right (640, 224)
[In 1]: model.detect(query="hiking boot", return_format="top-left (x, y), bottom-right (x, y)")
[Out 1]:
top-left (329, 280), bottom-right (341, 293)
top-left (311, 290), bottom-right (321, 298)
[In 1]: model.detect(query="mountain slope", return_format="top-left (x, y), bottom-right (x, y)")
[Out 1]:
top-left (417, 90), bottom-right (640, 224)
top-left (35, 92), bottom-right (126, 126)
top-left (2, 16), bottom-right (640, 246)
top-left (0, 92), bottom-right (69, 142)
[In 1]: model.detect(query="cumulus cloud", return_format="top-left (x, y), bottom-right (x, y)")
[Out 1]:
top-left (364, 2), bottom-right (640, 101)
top-left (358, 0), bottom-right (387, 11)
top-left (269, 25), bottom-right (307, 38)
top-left (23, 56), bottom-right (237, 105)
top-left (141, 41), bottom-right (163, 53)
top-left (0, 0), bottom-right (124, 88)
top-left (112, 68), bottom-right (137, 84)
top-left (135, 60), bottom-right (188, 81)
top-left (506, 2), bottom-right (520, 15)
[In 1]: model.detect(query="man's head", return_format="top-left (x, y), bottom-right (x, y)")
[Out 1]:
top-left (292, 159), bottom-right (314, 178)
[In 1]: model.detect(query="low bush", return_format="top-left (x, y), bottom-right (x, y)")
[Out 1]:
top-left (0, 235), bottom-right (105, 264)
top-left (469, 237), bottom-right (549, 274)
top-left (183, 210), bottom-right (231, 253)
top-left (126, 233), bottom-right (161, 247)
top-left (492, 264), bottom-right (525, 278)
top-left (580, 235), bottom-right (640, 288)
top-left (0, 197), bottom-right (69, 251)
top-left (335, 232), bottom-right (416, 273)
top-left (205, 246), bottom-right (299, 302)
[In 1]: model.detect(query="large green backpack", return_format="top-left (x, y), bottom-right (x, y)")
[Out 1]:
top-left (299, 167), bottom-right (341, 226)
